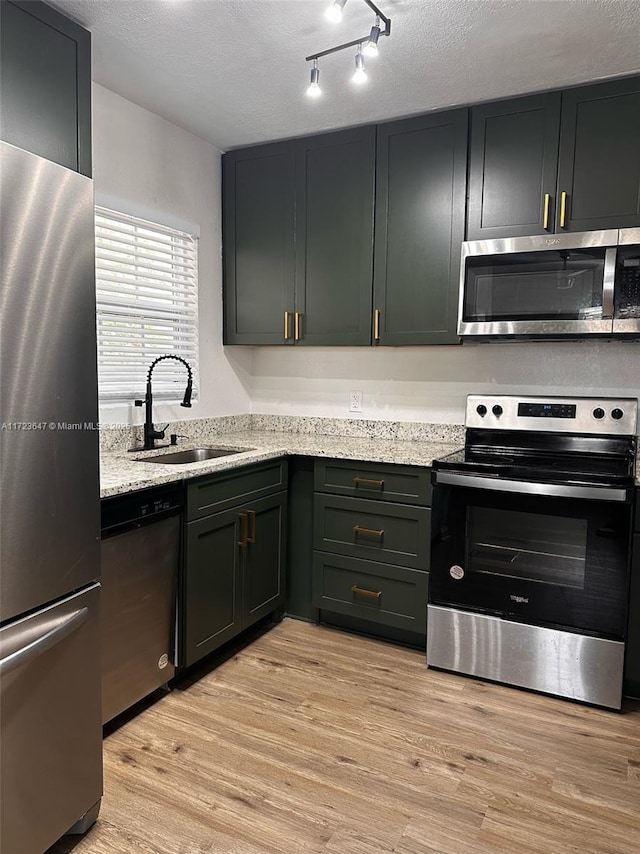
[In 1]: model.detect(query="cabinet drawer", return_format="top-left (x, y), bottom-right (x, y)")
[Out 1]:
top-left (187, 459), bottom-right (288, 520)
top-left (314, 495), bottom-right (430, 570)
top-left (314, 459), bottom-right (431, 505)
top-left (312, 551), bottom-right (428, 634)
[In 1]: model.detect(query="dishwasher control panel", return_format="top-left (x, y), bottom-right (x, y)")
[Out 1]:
top-left (101, 483), bottom-right (184, 534)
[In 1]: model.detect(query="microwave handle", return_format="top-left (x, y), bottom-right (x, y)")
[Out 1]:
top-left (602, 247), bottom-right (617, 319)
top-left (433, 471), bottom-right (630, 503)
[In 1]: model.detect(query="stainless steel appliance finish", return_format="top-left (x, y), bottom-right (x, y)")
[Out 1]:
top-left (465, 394), bottom-right (638, 434)
top-left (428, 394), bottom-right (637, 708)
top-left (0, 585), bottom-right (103, 853)
top-left (427, 604), bottom-right (626, 710)
top-left (0, 142), bottom-right (102, 850)
top-left (613, 228), bottom-right (640, 335)
top-left (458, 228), bottom-right (640, 338)
top-left (100, 485), bottom-right (182, 724)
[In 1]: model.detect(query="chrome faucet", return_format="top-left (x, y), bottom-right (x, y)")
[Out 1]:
top-left (130, 355), bottom-right (193, 451)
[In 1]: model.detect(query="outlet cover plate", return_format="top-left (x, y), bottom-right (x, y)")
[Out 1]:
top-left (349, 390), bottom-right (363, 412)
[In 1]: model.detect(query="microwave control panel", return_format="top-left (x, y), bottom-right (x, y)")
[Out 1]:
top-left (615, 248), bottom-right (640, 318)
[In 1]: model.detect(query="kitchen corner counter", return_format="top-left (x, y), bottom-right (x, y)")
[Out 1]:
top-left (100, 430), bottom-right (461, 498)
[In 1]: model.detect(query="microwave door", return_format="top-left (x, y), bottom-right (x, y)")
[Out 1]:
top-left (458, 232), bottom-right (617, 337)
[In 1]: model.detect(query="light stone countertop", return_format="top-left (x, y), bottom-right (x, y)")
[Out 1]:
top-left (100, 430), bottom-right (461, 498)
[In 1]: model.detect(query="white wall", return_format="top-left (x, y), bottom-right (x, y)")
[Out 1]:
top-left (92, 84), bottom-right (252, 426)
top-left (250, 341), bottom-right (640, 426)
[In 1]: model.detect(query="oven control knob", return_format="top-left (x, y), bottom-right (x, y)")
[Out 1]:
top-left (476, 404), bottom-right (487, 417)
top-left (492, 404), bottom-right (503, 417)
top-left (611, 408), bottom-right (624, 420)
top-left (592, 407), bottom-right (605, 419)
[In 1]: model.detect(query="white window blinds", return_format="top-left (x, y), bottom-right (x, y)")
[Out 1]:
top-left (95, 207), bottom-right (199, 402)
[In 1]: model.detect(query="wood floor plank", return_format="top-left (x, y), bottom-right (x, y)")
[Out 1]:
top-left (48, 619), bottom-right (640, 854)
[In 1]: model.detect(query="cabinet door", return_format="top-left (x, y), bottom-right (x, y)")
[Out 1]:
top-left (373, 110), bottom-right (467, 345)
top-left (467, 93), bottom-right (561, 240)
top-left (0, 0), bottom-right (91, 176)
top-left (624, 534), bottom-right (640, 698)
top-left (242, 492), bottom-right (287, 629)
top-left (557, 77), bottom-right (640, 232)
top-left (294, 127), bottom-right (375, 345)
top-left (183, 509), bottom-right (243, 667)
top-left (223, 142), bottom-right (296, 344)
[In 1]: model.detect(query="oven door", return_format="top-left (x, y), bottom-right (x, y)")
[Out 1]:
top-left (458, 230), bottom-right (618, 337)
top-left (430, 472), bottom-right (633, 639)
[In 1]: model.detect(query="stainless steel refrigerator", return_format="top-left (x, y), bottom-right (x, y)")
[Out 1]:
top-left (0, 141), bottom-right (103, 853)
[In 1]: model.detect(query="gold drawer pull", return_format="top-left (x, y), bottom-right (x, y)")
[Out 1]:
top-left (351, 585), bottom-right (382, 600)
top-left (247, 509), bottom-right (256, 544)
top-left (373, 308), bottom-right (381, 342)
top-left (353, 525), bottom-right (384, 539)
top-left (353, 477), bottom-right (384, 488)
top-left (294, 312), bottom-right (303, 341)
top-left (238, 512), bottom-right (248, 547)
top-left (284, 311), bottom-right (291, 340)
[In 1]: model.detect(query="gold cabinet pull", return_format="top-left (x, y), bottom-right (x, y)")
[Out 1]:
top-left (284, 311), bottom-right (291, 340)
top-left (353, 525), bottom-right (384, 539)
top-left (542, 193), bottom-right (551, 230)
top-left (351, 585), bottom-right (382, 600)
top-left (353, 476), bottom-right (384, 489)
top-left (559, 191), bottom-right (567, 228)
top-left (373, 309), bottom-right (381, 342)
top-left (238, 512), bottom-right (249, 547)
top-left (294, 312), bottom-right (302, 341)
top-left (247, 509), bottom-right (256, 544)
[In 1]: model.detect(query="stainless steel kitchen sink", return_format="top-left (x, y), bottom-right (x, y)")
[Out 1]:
top-left (138, 447), bottom-right (252, 464)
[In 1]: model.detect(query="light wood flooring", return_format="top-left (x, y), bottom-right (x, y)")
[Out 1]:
top-left (50, 618), bottom-right (640, 854)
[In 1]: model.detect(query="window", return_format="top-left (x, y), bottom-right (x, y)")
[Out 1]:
top-left (95, 207), bottom-right (199, 402)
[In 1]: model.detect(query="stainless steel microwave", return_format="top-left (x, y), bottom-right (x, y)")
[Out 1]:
top-left (458, 228), bottom-right (640, 339)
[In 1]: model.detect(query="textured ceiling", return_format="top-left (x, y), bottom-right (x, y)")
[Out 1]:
top-left (49, 0), bottom-right (640, 151)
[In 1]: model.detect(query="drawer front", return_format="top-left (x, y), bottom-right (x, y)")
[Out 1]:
top-left (315, 459), bottom-right (432, 505)
top-left (314, 494), bottom-right (430, 570)
top-left (312, 551), bottom-right (428, 634)
top-left (187, 459), bottom-right (288, 520)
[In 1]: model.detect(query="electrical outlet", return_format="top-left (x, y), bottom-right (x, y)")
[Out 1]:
top-left (349, 390), bottom-right (363, 412)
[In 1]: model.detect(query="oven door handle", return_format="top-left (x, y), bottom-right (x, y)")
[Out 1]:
top-left (433, 471), bottom-right (631, 502)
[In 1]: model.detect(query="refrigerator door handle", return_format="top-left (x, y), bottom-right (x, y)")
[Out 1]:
top-left (0, 607), bottom-right (88, 677)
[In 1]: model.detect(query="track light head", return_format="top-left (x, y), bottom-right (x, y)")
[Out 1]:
top-left (325, 0), bottom-right (348, 23)
top-left (363, 19), bottom-right (381, 57)
top-left (352, 47), bottom-right (367, 84)
top-left (307, 61), bottom-right (322, 97)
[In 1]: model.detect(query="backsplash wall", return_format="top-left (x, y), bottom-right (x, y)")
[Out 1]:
top-left (249, 341), bottom-right (640, 430)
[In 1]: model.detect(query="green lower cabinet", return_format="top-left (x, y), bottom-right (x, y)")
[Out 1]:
top-left (182, 491), bottom-right (287, 668)
top-left (624, 533), bottom-right (640, 698)
top-left (313, 494), bottom-right (430, 570)
top-left (183, 507), bottom-right (243, 667)
top-left (312, 551), bottom-right (428, 636)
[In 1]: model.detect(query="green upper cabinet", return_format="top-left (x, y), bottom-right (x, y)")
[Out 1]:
top-left (468, 76), bottom-right (640, 238)
top-left (0, 0), bottom-right (91, 176)
top-left (467, 93), bottom-right (561, 240)
top-left (294, 127), bottom-right (375, 345)
top-left (557, 77), bottom-right (640, 232)
top-left (373, 109), bottom-right (468, 345)
top-left (223, 141), bottom-right (295, 345)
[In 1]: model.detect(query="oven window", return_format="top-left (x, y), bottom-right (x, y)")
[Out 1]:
top-left (466, 507), bottom-right (587, 589)
top-left (463, 249), bottom-right (606, 322)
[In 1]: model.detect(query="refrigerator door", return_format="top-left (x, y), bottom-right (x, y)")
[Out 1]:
top-left (0, 142), bottom-right (100, 622)
top-left (0, 583), bottom-right (103, 853)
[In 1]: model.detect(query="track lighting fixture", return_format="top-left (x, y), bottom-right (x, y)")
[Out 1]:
top-left (307, 60), bottom-right (322, 97)
top-left (305, 0), bottom-right (391, 97)
top-left (363, 17), bottom-right (381, 57)
top-left (352, 47), bottom-right (367, 84)
top-left (325, 0), bottom-right (348, 23)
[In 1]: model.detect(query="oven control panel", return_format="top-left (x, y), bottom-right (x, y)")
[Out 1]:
top-left (466, 395), bottom-right (638, 435)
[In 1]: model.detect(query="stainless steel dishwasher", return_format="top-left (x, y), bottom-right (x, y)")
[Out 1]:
top-left (100, 483), bottom-right (183, 724)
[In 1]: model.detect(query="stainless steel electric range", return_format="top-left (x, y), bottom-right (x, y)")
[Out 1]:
top-left (428, 395), bottom-right (638, 709)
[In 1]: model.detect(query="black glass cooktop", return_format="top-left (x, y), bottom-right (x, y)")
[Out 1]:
top-left (434, 429), bottom-right (637, 488)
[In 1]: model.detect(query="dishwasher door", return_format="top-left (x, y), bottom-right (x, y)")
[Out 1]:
top-left (101, 513), bottom-right (180, 724)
